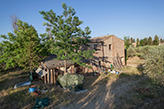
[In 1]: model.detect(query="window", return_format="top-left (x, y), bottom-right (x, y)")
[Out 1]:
top-left (94, 44), bottom-right (97, 51)
top-left (109, 44), bottom-right (111, 50)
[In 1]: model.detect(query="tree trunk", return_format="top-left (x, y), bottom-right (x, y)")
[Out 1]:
top-left (64, 52), bottom-right (67, 74)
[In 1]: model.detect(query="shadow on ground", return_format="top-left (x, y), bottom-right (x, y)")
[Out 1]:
top-left (57, 71), bottom-right (164, 109)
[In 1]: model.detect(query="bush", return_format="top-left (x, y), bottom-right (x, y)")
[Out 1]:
top-left (143, 45), bottom-right (164, 84)
top-left (134, 45), bottom-right (158, 58)
top-left (127, 46), bottom-right (137, 57)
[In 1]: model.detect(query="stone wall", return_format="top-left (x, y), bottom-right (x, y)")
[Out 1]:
top-left (88, 35), bottom-right (125, 68)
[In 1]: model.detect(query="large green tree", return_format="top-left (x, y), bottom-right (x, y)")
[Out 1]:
top-left (39, 3), bottom-right (94, 74)
top-left (153, 35), bottom-right (159, 45)
top-left (0, 20), bottom-right (46, 72)
top-left (124, 36), bottom-right (130, 49)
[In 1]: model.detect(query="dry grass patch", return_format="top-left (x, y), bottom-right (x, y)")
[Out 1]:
top-left (0, 68), bottom-right (74, 109)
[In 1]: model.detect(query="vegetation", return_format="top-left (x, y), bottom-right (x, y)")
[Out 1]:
top-left (127, 46), bottom-right (137, 57)
top-left (160, 38), bottom-right (164, 43)
top-left (147, 36), bottom-right (152, 45)
top-left (153, 35), bottom-right (159, 45)
top-left (130, 37), bottom-right (135, 44)
top-left (125, 35), bottom-right (162, 47)
top-left (136, 38), bottom-right (139, 47)
top-left (143, 45), bottom-right (164, 84)
top-left (39, 3), bottom-right (94, 74)
top-left (123, 36), bottom-right (130, 49)
top-left (0, 20), bottom-right (47, 72)
top-left (127, 44), bottom-right (164, 85)
top-left (0, 2), bottom-right (163, 109)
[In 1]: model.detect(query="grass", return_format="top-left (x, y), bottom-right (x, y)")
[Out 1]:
top-left (122, 78), bottom-right (164, 109)
top-left (115, 65), bottom-right (164, 108)
top-left (0, 68), bottom-right (74, 109)
top-left (0, 59), bottom-right (164, 108)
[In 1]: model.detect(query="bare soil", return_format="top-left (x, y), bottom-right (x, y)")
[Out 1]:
top-left (57, 75), bottom-right (146, 109)
top-left (52, 56), bottom-right (163, 109)
top-left (127, 56), bottom-right (144, 67)
top-left (52, 56), bottom-right (146, 109)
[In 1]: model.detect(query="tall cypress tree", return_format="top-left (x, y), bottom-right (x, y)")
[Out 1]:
top-left (0, 20), bottom-right (46, 72)
top-left (153, 35), bottom-right (159, 45)
top-left (147, 36), bottom-right (152, 45)
top-left (136, 38), bottom-right (139, 47)
top-left (39, 3), bottom-right (94, 74)
top-left (143, 38), bottom-right (148, 46)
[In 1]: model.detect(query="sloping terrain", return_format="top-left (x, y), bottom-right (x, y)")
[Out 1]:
top-left (59, 75), bottom-right (147, 109)
top-left (0, 56), bottom-right (163, 109)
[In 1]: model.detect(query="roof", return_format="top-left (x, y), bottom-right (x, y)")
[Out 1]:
top-left (41, 54), bottom-right (74, 69)
top-left (89, 35), bottom-right (114, 42)
top-left (89, 35), bottom-right (124, 42)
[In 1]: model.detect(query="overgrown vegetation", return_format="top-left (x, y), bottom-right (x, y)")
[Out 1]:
top-left (143, 45), bottom-right (164, 85)
top-left (127, 45), bottom-right (158, 58)
top-left (127, 46), bottom-right (137, 57)
top-left (127, 45), bottom-right (164, 84)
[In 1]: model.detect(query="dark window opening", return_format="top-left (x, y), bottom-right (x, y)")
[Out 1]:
top-left (94, 44), bottom-right (97, 51)
top-left (109, 44), bottom-right (111, 50)
top-left (99, 61), bottom-right (101, 67)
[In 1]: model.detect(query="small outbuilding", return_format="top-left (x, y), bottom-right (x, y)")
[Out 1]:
top-left (36, 54), bottom-right (96, 84)
top-left (36, 54), bottom-right (75, 84)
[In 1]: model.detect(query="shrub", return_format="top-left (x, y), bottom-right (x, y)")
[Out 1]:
top-left (134, 45), bottom-right (158, 58)
top-left (143, 45), bottom-right (164, 84)
top-left (127, 46), bottom-right (137, 57)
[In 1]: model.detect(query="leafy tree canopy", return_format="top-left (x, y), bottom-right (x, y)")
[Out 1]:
top-left (39, 3), bottom-right (94, 73)
top-left (123, 36), bottom-right (130, 49)
top-left (0, 20), bottom-right (47, 71)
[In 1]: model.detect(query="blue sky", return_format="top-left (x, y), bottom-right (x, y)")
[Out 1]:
top-left (0, 0), bottom-right (164, 42)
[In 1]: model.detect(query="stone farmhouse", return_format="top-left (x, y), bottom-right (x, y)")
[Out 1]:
top-left (88, 35), bottom-right (125, 68)
top-left (36, 35), bottom-right (125, 84)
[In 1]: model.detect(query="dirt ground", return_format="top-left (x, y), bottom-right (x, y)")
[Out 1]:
top-left (1, 56), bottom-right (163, 109)
top-left (127, 56), bottom-right (144, 67)
top-left (51, 57), bottom-right (149, 109)
top-left (56, 75), bottom-right (146, 109)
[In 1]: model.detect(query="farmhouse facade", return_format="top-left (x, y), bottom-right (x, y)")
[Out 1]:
top-left (88, 35), bottom-right (125, 68)
top-left (36, 35), bottom-right (125, 84)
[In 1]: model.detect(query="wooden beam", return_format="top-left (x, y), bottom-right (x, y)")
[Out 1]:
top-left (47, 69), bottom-right (49, 83)
top-left (53, 69), bottom-right (56, 84)
top-left (44, 74), bottom-right (47, 84)
top-left (71, 66), bottom-right (73, 73)
top-left (44, 69), bottom-right (46, 84)
top-left (50, 69), bottom-right (53, 84)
